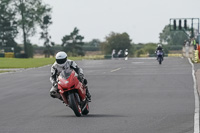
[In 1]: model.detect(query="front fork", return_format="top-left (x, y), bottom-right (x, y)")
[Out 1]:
top-left (74, 92), bottom-right (81, 104)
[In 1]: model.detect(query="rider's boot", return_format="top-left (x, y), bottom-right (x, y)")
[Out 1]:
top-left (50, 86), bottom-right (63, 101)
top-left (81, 78), bottom-right (91, 102)
top-left (85, 86), bottom-right (91, 102)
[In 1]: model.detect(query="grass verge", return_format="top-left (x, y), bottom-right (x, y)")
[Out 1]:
top-left (0, 70), bottom-right (12, 73)
top-left (0, 58), bottom-right (55, 68)
top-left (0, 56), bottom-right (104, 69)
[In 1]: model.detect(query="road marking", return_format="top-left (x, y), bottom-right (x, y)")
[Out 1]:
top-left (110, 68), bottom-right (121, 73)
top-left (0, 64), bottom-right (51, 75)
top-left (134, 57), bottom-right (156, 60)
top-left (188, 58), bottom-right (199, 133)
top-left (132, 62), bottom-right (144, 64)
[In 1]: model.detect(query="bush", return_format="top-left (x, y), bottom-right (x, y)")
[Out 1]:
top-left (135, 49), bottom-right (145, 57)
top-left (165, 45), bottom-right (182, 50)
top-left (82, 46), bottom-right (100, 51)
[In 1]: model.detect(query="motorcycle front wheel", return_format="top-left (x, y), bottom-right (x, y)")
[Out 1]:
top-left (68, 93), bottom-right (82, 117)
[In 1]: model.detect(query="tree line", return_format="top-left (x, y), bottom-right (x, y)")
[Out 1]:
top-left (33, 25), bottom-right (187, 58)
top-left (0, 0), bottom-right (97, 58)
top-left (0, 0), bottom-right (52, 57)
top-left (100, 24), bottom-right (187, 57)
top-left (0, 0), bottom-right (187, 58)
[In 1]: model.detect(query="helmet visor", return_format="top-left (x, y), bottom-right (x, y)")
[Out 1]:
top-left (56, 58), bottom-right (66, 64)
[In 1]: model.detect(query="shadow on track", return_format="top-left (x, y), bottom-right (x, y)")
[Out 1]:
top-left (51, 114), bottom-right (127, 118)
top-left (84, 114), bottom-right (127, 118)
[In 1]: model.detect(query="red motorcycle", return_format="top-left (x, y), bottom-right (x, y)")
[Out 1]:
top-left (57, 69), bottom-right (89, 117)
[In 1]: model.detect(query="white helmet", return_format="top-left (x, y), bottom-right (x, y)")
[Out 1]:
top-left (55, 51), bottom-right (67, 65)
top-left (158, 44), bottom-right (162, 47)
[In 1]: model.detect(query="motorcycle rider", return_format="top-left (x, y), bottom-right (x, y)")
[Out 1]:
top-left (50, 51), bottom-right (91, 102)
top-left (124, 49), bottom-right (128, 60)
top-left (111, 49), bottom-right (116, 59)
top-left (118, 50), bottom-right (122, 58)
top-left (155, 44), bottom-right (164, 60)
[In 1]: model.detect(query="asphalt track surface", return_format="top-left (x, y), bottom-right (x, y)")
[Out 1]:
top-left (0, 57), bottom-right (196, 133)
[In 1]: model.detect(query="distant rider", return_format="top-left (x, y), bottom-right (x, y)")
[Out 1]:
top-left (155, 44), bottom-right (164, 60)
top-left (112, 49), bottom-right (116, 59)
top-left (118, 50), bottom-right (122, 58)
top-left (124, 49), bottom-right (128, 60)
top-left (50, 51), bottom-right (91, 101)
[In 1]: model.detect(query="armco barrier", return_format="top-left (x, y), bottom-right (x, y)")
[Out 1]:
top-left (104, 55), bottom-right (112, 59)
top-left (4, 52), bottom-right (14, 58)
top-left (193, 50), bottom-right (199, 63)
top-left (168, 54), bottom-right (182, 57)
top-left (0, 53), bottom-right (5, 57)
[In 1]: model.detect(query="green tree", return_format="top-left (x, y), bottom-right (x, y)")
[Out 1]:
top-left (0, 0), bottom-right (18, 51)
top-left (133, 43), bottom-right (157, 57)
top-left (14, 0), bottom-right (51, 57)
top-left (159, 25), bottom-right (188, 46)
top-left (143, 43), bottom-right (157, 55)
top-left (88, 39), bottom-right (101, 47)
top-left (40, 15), bottom-right (54, 58)
top-left (101, 32), bottom-right (132, 55)
top-left (135, 49), bottom-right (145, 57)
top-left (62, 27), bottom-right (85, 56)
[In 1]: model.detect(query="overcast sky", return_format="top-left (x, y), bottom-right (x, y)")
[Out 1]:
top-left (32, 0), bottom-right (200, 45)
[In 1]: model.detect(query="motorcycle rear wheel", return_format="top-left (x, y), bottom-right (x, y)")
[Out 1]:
top-left (159, 57), bottom-right (162, 65)
top-left (68, 93), bottom-right (82, 117)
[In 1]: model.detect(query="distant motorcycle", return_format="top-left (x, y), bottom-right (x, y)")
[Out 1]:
top-left (57, 69), bottom-right (89, 117)
top-left (124, 51), bottom-right (128, 60)
top-left (156, 50), bottom-right (163, 65)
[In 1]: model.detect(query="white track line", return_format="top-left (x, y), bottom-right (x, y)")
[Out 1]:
top-left (110, 68), bottom-right (121, 73)
top-left (188, 58), bottom-right (199, 133)
top-left (0, 64), bottom-right (51, 75)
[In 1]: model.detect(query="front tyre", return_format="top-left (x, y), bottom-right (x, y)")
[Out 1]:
top-left (68, 93), bottom-right (82, 117)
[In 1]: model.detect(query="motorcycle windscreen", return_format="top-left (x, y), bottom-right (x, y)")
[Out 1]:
top-left (59, 69), bottom-right (72, 79)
